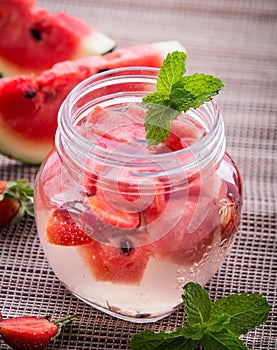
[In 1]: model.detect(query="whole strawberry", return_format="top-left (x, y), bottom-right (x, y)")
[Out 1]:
top-left (0, 314), bottom-right (76, 350)
top-left (0, 179), bottom-right (34, 226)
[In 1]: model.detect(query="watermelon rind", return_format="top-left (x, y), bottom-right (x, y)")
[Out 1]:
top-left (0, 118), bottom-right (52, 165)
top-left (75, 31), bottom-right (116, 58)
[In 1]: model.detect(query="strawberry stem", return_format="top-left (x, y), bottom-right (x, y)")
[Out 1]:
top-left (54, 314), bottom-right (78, 326)
top-left (52, 314), bottom-right (78, 341)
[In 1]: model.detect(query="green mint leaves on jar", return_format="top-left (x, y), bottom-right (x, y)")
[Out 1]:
top-left (142, 51), bottom-right (225, 146)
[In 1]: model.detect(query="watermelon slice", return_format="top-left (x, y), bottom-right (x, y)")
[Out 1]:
top-left (0, 40), bottom-right (185, 164)
top-left (0, 0), bottom-right (115, 76)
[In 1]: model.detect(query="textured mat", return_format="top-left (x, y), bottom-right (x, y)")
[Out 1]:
top-left (0, 0), bottom-right (276, 349)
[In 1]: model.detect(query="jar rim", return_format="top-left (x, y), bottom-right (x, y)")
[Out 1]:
top-left (56, 66), bottom-right (225, 176)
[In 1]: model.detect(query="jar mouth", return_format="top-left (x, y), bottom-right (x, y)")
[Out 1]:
top-left (56, 67), bottom-right (225, 178)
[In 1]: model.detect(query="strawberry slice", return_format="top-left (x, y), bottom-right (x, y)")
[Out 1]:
top-left (0, 315), bottom-right (75, 350)
top-left (46, 207), bottom-right (92, 246)
top-left (88, 193), bottom-right (140, 229)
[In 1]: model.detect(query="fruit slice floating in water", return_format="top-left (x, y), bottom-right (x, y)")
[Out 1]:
top-left (88, 191), bottom-right (140, 229)
top-left (0, 40), bottom-right (185, 164)
top-left (45, 202), bottom-right (152, 284)
top-left (79, 238), bottom-right (153, 285)
top-left (46, 207), bottom-right (93, 246)
top-left (0, 0), bottom-right (115, 76)
top-left (164, 115), bottom-right (206, 151)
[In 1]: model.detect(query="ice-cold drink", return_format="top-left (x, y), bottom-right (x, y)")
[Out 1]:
top-left (35, 68), bottom-right (242, 322)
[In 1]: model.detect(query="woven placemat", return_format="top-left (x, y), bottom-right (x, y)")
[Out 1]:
top-left (0, 0), bottom-right (276, 349)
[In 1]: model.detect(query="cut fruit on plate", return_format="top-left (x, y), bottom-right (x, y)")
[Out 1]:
top-left (0, 40), bottom-right (185, 164)
top-left (0, 0), bottom-right (115, 76)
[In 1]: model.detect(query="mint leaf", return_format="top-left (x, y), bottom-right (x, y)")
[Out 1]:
top-left (129, 283), bottom-right (270, 350)
top-left (142, 51), bottom-right (225, 145)
top-left (129, 328), bottom-right (198, 350)
top-left (181, 323), bottom-right (205, 340)
top-left (143, 91), bottom-right (167, 105)
top-left (204, 313), bottom-right (230, 333)
top-left (182, 73), bottom-right (225, 109)
top-left (169, 81), bottom-right (195, 112)
top-left (144, 104), bottom-right (178, 146)
top-left (201, 329), bottom-right (247, 350)
top-left (211, 293), bottom-right (271, 336)
top-left (183, 282), bottom-right (213, 324)
top-left (157, 51), bottom-right (186, 95)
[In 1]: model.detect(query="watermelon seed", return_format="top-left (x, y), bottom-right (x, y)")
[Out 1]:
top-left (120, 239), bottom-right (134, 255)
top-left (97, 68), bottom-right (109, 73)
top-left (102, 46), bottom-right (116, 55)
top-left (0, 72), bottom-right (3, 78)
top-left (24, 90), bottom-right (36, 99)
top-left (30, 27), bottom-right (42, 41)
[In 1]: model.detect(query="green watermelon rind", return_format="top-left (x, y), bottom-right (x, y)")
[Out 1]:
top-left (0, 120), bottom-right (52, 164)
top-left (0, 41), bottom-right (186, 164)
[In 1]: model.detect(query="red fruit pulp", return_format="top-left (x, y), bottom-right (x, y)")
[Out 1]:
top-left (0, 197), bottom-right (20, 227)
top-left (46, 208), bottom-right (93, 246)
top-left (0, 0), bottom-right (108, 71)
top-left (42, 102), bottom-right (241, 288)
top-left (79, 239), bottom-right (153, 285)
top-left (0, 316), bottom-right (58, 350)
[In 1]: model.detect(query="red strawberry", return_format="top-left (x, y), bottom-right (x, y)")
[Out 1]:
top-left (88, 193), bottom-right (140, 229)
top-left (46, 207), bottom-right (93, 246)
top-left (0, 179), bottom-right (34, 227)
top-left (0, 314), bottom-right (76, 350)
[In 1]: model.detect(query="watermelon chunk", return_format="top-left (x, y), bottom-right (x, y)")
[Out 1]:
top-left (0, 0), bottom-right (115, 76)
top-left (79, 238), bottom-right (153, 285)
top-left (0, 40), bottom-right (185, 164)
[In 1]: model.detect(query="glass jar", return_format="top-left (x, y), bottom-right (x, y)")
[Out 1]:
top-left (34, 67), bottom-right (242, 323)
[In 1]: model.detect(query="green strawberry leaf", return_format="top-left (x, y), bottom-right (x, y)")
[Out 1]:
top-left (0, 179), bottom-right (34, 221)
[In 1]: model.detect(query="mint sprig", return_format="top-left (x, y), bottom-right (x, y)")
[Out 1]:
top-left (142, 51), bottom-right (225, 146)
top-left (129, 282), bottom-right (271, 350)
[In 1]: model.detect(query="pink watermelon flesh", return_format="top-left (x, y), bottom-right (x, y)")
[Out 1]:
top-left (0, 40), bottom-right (185, 164)
top-left (0, 0), bottom-right (115, 76)
top-left (79, 238), bottom-right (153, 285)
